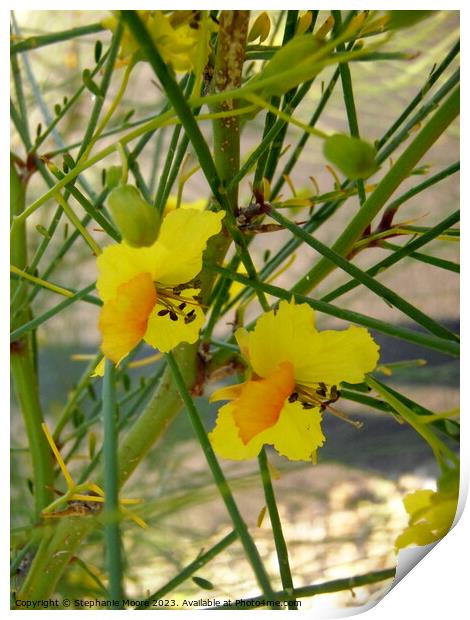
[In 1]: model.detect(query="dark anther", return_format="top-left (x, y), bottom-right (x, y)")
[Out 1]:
top-left (288, 392), bottom-right (298, 403)
top-left (330, 386), bottom-right (339, 400)
top-left (169, 311), bottom-right (178, 322)
top-left (316, 386), bottom-right (327, 398)
top-left (302, 402), bottom-right (315, 410)
top-left (157, 309), bottom-right (169, 316)
top-left (178, 302), bottom-right (187, 311)
top-left (184, 309), bottom-right (196, 324)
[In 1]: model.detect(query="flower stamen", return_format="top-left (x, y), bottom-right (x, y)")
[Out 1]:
top-left (154, 283), bottom-right (203, 324)
top-left (293, 382), bottom-right (363, 428)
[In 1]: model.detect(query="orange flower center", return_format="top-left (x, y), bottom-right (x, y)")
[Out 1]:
top-left (232, 361), bottom-right (295, 444)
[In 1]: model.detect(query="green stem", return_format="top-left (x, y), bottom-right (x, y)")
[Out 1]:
top-left (205, 263), bottom-right (459, 357)
top-left (51, 187), bottom-right (102, 256)
top-left (292, 86), bottom-right (460, 293)
top-left (121, 11), bottom-right (224, 207)
top-left (381, 243), bottom-right (459, 273)
top-left (166, 352), bottom-right (275, 599)
top-left (117, 345), bottom-right (196, 484)
top-left (10, 158), bottom-right (54, 518)
top-left (254, 10), bottom-right (298, 187)
top-left (376, 39), bottom-right (459, 150)
top-left (223, 568), bottom-right (396, 608)
top-left (11, 21), bottom-right (106, 54)
top-left (269, 208), bottom-right (458, 343)
top-left (102, 360), bottom-right (124, 602)
top-left (258, 449), bottom-right (294, 597)
top-left (82, 58), bottom-right (134, 161)
top-left (322, 210), bottom-right (460, 302)
top-left (18, 520), bottom-right (95, 601)
top-left (365, 376), bottom-right (458, 467)
top-left (210, 10), bottom-right (249, 208)
top-left (333, 10), bottom-right (366, 205)
top-left (142, 531), bottom-right (238, 605)
top-left (10, 283), bottom-right (98, 342)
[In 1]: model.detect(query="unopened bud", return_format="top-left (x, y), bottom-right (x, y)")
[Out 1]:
top-left (254, 34), bottom-right (324, 96)
top-left (323, 134), bottom-right (378, 180)
top-left (108, 184), bottom-right (160, 247)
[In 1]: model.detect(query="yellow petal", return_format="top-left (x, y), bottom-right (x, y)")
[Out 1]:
top-left (403, 489), bottom-right (434, 517)
top-left (210, 382), bottom-right (245, 403)
top-left (246, 299), bottom-right (379, 385)
top-left (395, 523), bottom-right (437, 550)
top-left (209, 403), bottom-right (267, 460)
top-left (268, 400), bottom-right (325, 461)
top-left (149, 209), bottom-right (224, 287)
top-left (209, 399), bottom-right (325, 462)
top-left (99, 272), bottom-right (157, 363)
top-left (231, 362), bottom-right (295, 444)
top-left (96, 209), bottom-right (224, 301)
top-left (300, 325), bottom-right (380, 385)
top-left (96, 242), bottom-right (155, 303)
top-left (247, 299), bottom-right (320, 380)
top-left (143, 288), bottom-right (204, 353)
top-left (163, 195), bottom-right (207, 216)
top-left (234, 327), bottom-right (250, 361)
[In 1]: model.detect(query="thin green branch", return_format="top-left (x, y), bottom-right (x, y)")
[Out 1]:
top-left (366, 375), bottom-right (458, 467)
top-left (333, 10), bottom-right (366, 205)
top-left (222, 568), bottom-right (396, 608)
top-left (142, 531), bottom-right (238, 605)
top-left (381, 243), bottom-right (459, 273)
top-left (10, 283), bottom-right (98, 342)
top-left (322, 210), bottom-right (460, 302)
top-left (10, 159), bottom-right (54, 517)
top-left (292, 85), bottom-right (459, 293)
top-left (166, 351), bottom-right (275, 599)
top-left (269, 208), bottom-right (458, 342)
top-left (11, 21), bottom-right (106, 54)
top-left (205, 263), bottom-right (459, 357)
top-left (102, 360), bottom-right (124, 602)
top-left (376, 39), bottom-right (459, 150)
top-left (258, 449), bottom-right (294, 597)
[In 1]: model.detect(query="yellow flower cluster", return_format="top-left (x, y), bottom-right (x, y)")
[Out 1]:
top-left (103, 10), bottom-right (216, 72)
top-left (395, 469), bottom-right (459, 550)
top-left (96, 192), bottom-right (380, 463)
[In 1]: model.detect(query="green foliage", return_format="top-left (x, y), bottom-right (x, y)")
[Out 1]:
top-left (388, 11), bottom-right (436, 30)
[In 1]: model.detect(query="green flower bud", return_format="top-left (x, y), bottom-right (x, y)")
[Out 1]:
top-left (254, 34), bottom-right (324, 96)
top-left (388, 11), bottom-right (435, 30)
top-left (108, 184), bottom-right (161, 247)
top-left (323, 134), bottom-right (378, 180)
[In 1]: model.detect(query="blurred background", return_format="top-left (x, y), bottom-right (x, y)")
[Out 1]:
top-left (11, 11), bottom-right (459, 611)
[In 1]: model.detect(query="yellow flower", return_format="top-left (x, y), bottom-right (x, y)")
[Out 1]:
top-left (104, 11), bottom-right (216, 72)
top-left (209, 300), bottom-right (380, 462)
top-left (96, 208), bottom-right (224, 364)
top-left (395, 469), bottom-right (459, 551)
top-left (163, 195), bottom-right (207, 216)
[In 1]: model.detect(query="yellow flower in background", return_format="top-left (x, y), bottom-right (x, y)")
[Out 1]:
top-left (103, 11), bottom-right (216, 72)
top-left (209, 300), bottom-right (379, 462)
top-left (96, 209), bottom-right (224, 364)
top-left (395, 469), bottom-right (459, 551)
